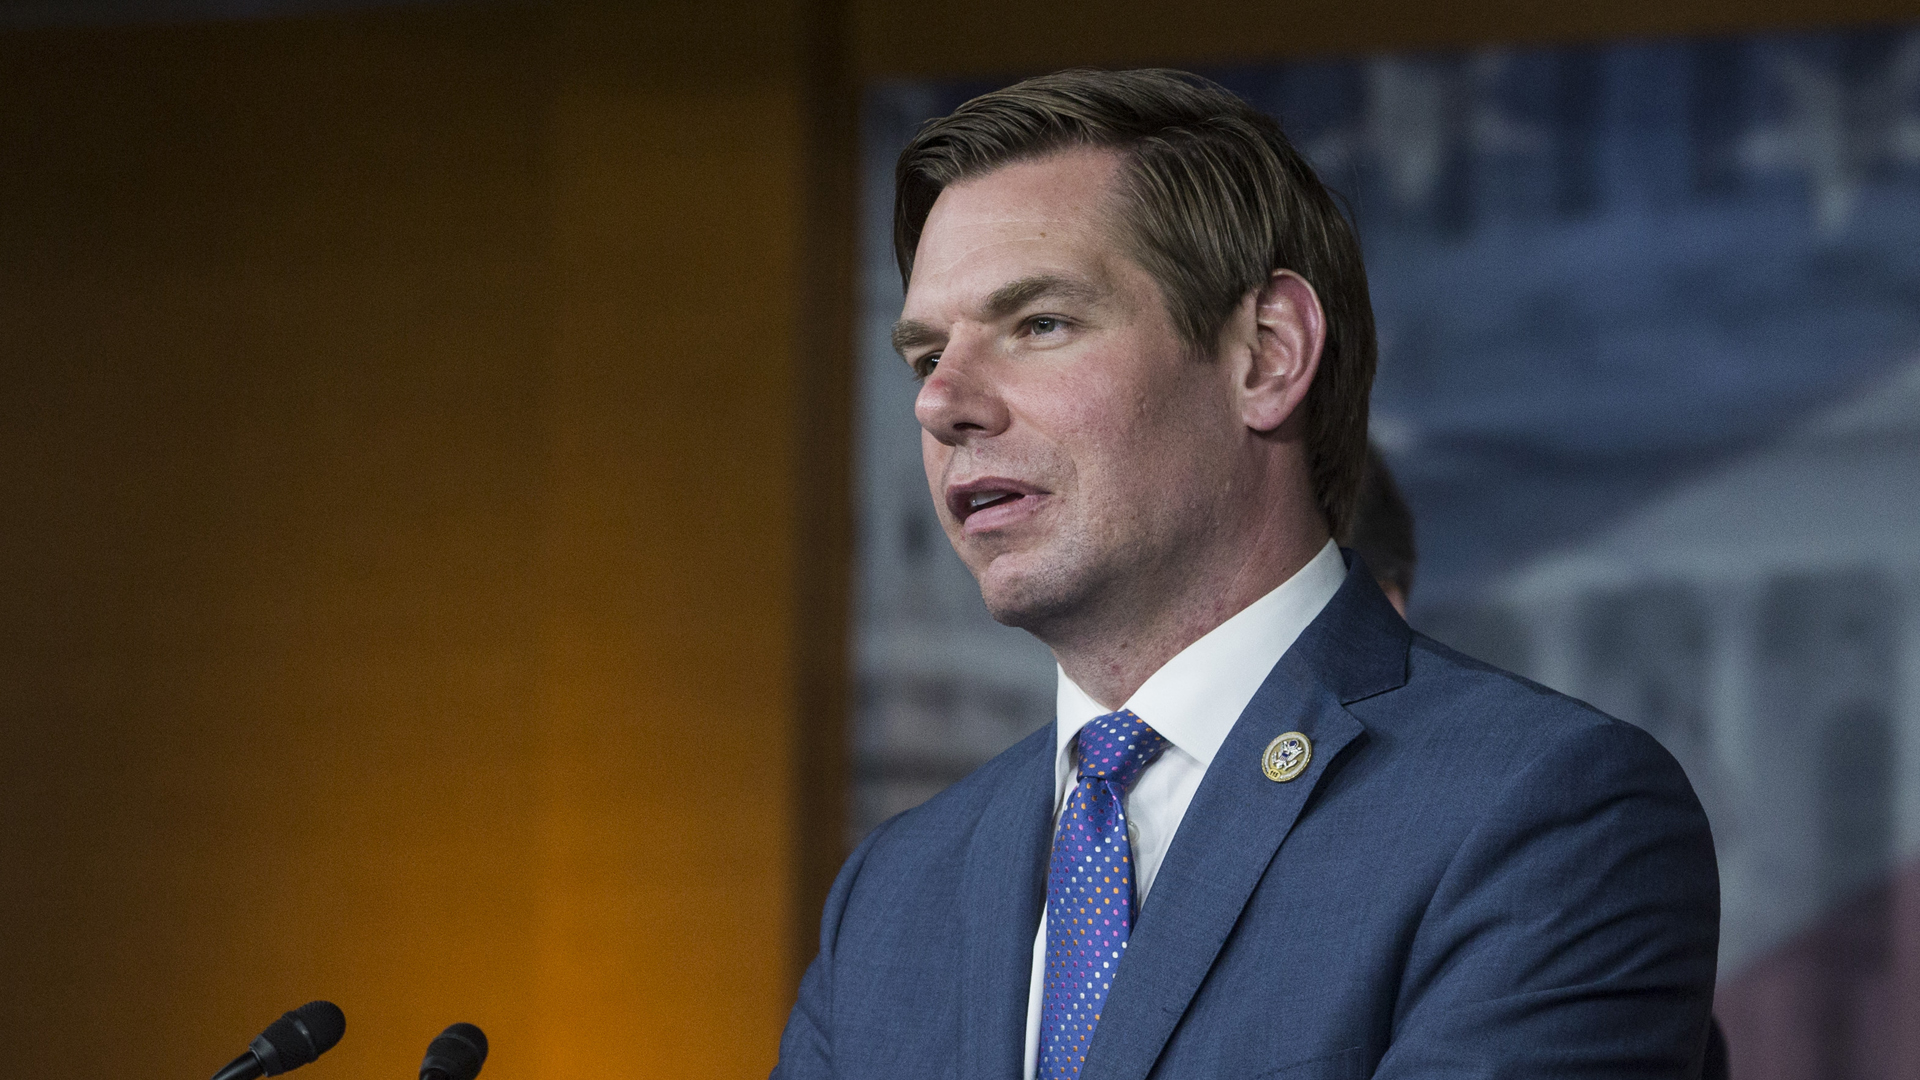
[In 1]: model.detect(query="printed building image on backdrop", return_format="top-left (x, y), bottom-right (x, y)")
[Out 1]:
top-left (851, 25), bottom-right (1920, 1080)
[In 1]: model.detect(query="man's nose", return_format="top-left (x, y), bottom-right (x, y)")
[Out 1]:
top-left (914, 335), bottom-right (1010, 446)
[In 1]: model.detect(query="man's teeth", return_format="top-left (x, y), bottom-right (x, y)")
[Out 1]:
top-left (969, 491), bottom-right (1016, 510)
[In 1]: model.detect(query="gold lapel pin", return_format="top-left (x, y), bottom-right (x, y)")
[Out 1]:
top-left (1262, 732), bottom-right (1312, 783)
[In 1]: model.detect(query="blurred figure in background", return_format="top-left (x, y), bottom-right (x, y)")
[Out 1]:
top-left (1348, 444), bottom-right (1416, 617)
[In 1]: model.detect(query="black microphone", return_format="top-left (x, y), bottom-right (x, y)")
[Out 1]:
top-left (209, 1001), bottom-right (347, 1080)
top-left (419, 1022), bottom-right (488, 1080)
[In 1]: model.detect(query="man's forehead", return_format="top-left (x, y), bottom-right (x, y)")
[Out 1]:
top-left (917, 151), bottom-right (1125, 256)
top-left (939, 146), bottom-right (1124, 208)
top-left (900, 159), bottom-right (1131, 329)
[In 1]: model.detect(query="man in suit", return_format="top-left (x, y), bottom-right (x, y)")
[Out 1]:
top-left (775, 69), bottom-right (1718, 1080)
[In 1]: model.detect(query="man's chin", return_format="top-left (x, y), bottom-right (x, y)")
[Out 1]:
top-left (973, 560), bottom-right (1083, 633)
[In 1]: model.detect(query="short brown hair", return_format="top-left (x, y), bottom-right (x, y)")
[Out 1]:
top-left (894, 68), bottom-right (1377, 540)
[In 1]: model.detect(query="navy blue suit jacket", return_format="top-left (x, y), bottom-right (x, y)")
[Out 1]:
top-left (776, 558), bottom-right (1719, 1079)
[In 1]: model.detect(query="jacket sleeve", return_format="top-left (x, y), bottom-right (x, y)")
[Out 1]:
top-left (770, 822), bottom-right (887, 1080)
top-left (1375, 719), bottom-right (1720, 1079)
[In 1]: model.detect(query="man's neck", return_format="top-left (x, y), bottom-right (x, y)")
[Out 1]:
top-left (1049, 527), bottom-right (1329, 709)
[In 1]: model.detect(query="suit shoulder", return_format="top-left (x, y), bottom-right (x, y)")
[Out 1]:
top-left (1350, 629), bottom-right (1691, 793)
top-left (1396, 629), bottom-right (1621, 729)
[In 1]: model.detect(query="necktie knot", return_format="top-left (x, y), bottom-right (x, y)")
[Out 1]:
top-left (1074, 709), bottom-right (1169, 792)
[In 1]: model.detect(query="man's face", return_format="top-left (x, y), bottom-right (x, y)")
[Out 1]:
top-left (895, 149), bottom-right (1248, 635)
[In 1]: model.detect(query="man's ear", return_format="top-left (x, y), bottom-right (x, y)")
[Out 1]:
top-left (1237, 269), bottom-right (1325, 433)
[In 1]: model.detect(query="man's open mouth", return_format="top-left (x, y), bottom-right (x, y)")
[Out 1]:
top-left (947, 479), bottom-right (1042, 524)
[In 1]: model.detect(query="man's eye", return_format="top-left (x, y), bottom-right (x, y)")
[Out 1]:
top-left (913, 352), bottom-right (940, 377)
top-left (1029, 316), bottom-right (1066, 335)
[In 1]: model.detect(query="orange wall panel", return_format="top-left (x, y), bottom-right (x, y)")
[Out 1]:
top-left (530, 70), bottom-right (801, 1079)
top-left (0, 6), bottom-right (802, 1080)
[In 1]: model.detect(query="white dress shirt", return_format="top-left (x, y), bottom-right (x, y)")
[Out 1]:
top-left (1020, 539), bottom-right (1347, 1079)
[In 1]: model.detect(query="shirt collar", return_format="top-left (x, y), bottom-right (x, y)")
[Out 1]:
top-left (1053, 539), bottom-right (1347, 788)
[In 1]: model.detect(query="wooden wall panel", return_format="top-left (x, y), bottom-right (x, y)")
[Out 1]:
top-left (530, 33), bottom-right (802, 1077)
top-left (0, 5), bottom-right (802, 1079)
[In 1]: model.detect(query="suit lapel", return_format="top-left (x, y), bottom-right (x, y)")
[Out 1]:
top-left (1079, 686), bottom-right (1362, 1080)
top-left (1079, 559), bottom-right (1411, 1080)
top-left (957, 723), bottom-right (1058, 1080)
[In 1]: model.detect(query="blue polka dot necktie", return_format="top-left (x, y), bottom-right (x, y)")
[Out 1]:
top-left (1037, 709), bottom-right (1170, 1080)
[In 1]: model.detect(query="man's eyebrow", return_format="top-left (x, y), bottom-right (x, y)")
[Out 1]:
top-left (980, 274), bottom-right (1106, 321)
top-left (891, 319), bottom-right (944, 360)
top-left (891, 274), bottom-right (1108, 360)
